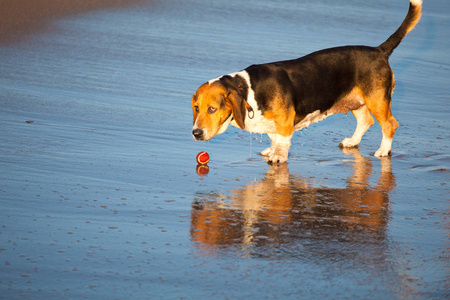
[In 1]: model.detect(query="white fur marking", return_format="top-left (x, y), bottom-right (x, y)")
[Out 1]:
top-left (374, 137), bottom-right (393, 157)
top-left (340, 122), bottom-right (366, 147)
top-left (273, 134), bottom-right (292, 146)
top-left (208, 76), bottom-right (221, 85)
top-left (228, 71), bottom-right (278, 134)
top-left (294, 110), bottom-right (330, 131)
top-left (262, 133), bottom-right (292, 163)
top-left (410, 0), bottom-right (422, 6)
top-left (218, 115), bottom-right (232, 134)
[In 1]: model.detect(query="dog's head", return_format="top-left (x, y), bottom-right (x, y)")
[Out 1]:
top-left (192, 81), bottom-right (246, 141)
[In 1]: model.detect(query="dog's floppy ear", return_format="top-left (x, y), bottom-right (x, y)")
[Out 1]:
top-left (226, 89), bottom-right (246, 129)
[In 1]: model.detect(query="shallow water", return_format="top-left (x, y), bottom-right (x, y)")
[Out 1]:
top-left (1, 0), bottom-right (449, 299)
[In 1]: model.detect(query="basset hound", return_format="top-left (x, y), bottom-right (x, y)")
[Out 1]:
top-left (192, 0), bottom-right (422, 163)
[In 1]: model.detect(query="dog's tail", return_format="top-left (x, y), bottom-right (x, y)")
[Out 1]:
top-left (378, 0), bottom-right (422, 57)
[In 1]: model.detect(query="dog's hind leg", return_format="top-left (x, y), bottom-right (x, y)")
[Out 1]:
top-left (366, 92), bottom-right (399, 157)
top-left (339, 105), bottom-right (375, 148)
top-left (373, 108), bottom-right (398, 157)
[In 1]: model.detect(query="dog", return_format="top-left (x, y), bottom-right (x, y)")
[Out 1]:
top-left (192, 0), bottom-right (422, 163)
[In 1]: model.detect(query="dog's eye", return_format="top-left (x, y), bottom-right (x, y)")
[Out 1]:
top-left (208, 107), bottom-right (217, 114)
top-left (194, 106), bottom-right (199, 113)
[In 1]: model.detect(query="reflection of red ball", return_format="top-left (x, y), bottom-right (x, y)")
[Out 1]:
top-left (196, 164), bottom-right (209, 176)
top-left (196, 151), bottom-right (209, 164)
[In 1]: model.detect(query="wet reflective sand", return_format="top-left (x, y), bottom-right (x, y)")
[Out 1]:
top-left (192, 150), bottom-right (394, 256)
top-left (0, 0), bottom-right (448, 298)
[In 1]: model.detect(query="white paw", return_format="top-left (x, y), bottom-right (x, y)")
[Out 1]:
top-left (374, 138), bottom-right (393, 157)
top-left (339, 138), bottom-right (359, 148)
top-left (260, 147), bottom-right (274, 157)
top-left (374, 147), bottom-right (391, 157)
top-left (267, 148), bottom-right (289, 164)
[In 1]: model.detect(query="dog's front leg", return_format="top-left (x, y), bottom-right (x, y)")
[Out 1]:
top-left (260, 133), bottom-right (277, 158)
top-left (264, 133), bottom-right (292, 164)
top-left (261, 106), bottom-right (295, 163)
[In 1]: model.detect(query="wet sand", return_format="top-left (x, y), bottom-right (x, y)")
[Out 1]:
top-left (0, 0), bottom-right (449, 298)
top-left (0, 0), bottom-right (146, 45)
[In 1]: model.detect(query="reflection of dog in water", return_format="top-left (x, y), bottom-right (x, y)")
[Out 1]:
top-left (191, 149), bottom-right (396, 255)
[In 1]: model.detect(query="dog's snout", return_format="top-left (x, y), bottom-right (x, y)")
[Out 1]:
top-left (192, 128), bottom-right (204, 140)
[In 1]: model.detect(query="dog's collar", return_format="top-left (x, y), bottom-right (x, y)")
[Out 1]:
top-left (245, 100), bottom-right (254, 119)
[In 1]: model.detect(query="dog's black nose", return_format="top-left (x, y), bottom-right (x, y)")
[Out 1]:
top-left (192, 128), bottom-right (203, 139)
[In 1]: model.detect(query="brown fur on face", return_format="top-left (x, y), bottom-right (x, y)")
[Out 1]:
top-left (192, 81), bottom-right (246, 141)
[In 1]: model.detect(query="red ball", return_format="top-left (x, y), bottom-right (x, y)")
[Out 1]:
top-left (196, 151), bottom-right (210, 164)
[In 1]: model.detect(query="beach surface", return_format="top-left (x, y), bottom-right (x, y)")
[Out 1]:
top-left (0, 0), bottom-right (448, 298)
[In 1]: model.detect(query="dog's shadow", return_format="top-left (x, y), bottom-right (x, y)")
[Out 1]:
top-left (191, 148), bottom-right (396, 258)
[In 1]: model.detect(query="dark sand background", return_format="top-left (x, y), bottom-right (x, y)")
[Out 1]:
top-left (0, 0), bottom-right (147, 44)
top-left (0, 0), bottom-right (448, 298)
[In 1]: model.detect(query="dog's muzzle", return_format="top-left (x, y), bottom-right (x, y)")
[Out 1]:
top-left (192, 128), bottom-right (204, 140)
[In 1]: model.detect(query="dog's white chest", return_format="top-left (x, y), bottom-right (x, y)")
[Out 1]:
top-left (246, 113), bottom-right (276, 134)
top-left (230, 113), bottom-right (276, 134)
